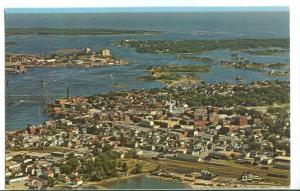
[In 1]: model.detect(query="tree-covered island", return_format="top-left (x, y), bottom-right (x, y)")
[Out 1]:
top-left (119, 38), bottom-right (289, 54)
top-left (242, 49), bottom-right (288, 56)
top-left (176, 54), bottom-right (214, 62)
top-left (138, 64), bottom-right (211, 86)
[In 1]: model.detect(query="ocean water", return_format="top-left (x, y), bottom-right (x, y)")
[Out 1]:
top-left (5, 12), bottom-right (289, 130)
top-left (102, 176), bottom-right (189, 189)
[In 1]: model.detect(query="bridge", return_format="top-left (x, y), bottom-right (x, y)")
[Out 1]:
top-left (6, 80), bottom-right (69, 104)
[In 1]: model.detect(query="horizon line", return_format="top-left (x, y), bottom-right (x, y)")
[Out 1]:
top-left (5, 7), bottom-right (289, 14)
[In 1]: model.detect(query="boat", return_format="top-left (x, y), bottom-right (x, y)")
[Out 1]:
top-left (235, 76), bottom-right (243, 80)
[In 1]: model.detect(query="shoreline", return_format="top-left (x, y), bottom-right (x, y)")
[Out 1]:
top-left (5, 63), bottom-right (130, 70)
top-left (146, 174), bottom-right (192, 188)
top-left (83, 173), bottom-right (145, 189)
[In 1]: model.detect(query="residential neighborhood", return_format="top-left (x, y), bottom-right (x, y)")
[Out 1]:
top-left (5, 80), bottom-right (290, 189)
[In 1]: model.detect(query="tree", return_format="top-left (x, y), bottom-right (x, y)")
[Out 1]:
top-left (60, 154), bottom-right (80, 175)
top-left (102, 143), bottom-right (113, 152)
top-left (131, 163), bottom-right (143, 174)
top-left (47, 177), bottom-right (55, 187)
top-left (68, 157), bottom-right (80, 170)
top-left (122, 162), bottom-right (128, 172)
top-left (117, 161), bottom-right (122, 168)
top-left (60, 163), bottom-right (73, 175)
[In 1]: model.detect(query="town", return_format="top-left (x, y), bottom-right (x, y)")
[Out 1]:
top-left (5, 47), bottom-right (129, 73)
top-left (5, 80), bottom-right (290, 189)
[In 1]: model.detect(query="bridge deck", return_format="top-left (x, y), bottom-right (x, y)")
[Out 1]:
top-left (6, 94), bottom-right (66, 101)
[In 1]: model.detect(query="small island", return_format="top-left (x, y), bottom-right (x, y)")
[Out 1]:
top-left (176, 54), bottom-right (214, 62)
top-left (221, 54), bottom-right (288, 72)
top-left (266, 70), bottom-right (290, 76)
top-left (138, 64), bottom-right (211, 86)
top-left (242, 49), bottom-right (288, 56)
top-left (221, 60), bottom-right (288, 72)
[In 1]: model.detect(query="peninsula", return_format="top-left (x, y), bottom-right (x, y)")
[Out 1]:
top-left (5, 47), bottom-right (129, 73)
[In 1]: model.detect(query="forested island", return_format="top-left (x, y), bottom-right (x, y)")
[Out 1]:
top-left (176, 54), bottom-right (214, 62)
top-left (5, 28), bottom-right (161, 36)
top-left (221, 60), bottom-right (288, 72)
top-left (119, 38), bottom-right (289, 54)
top-left (242, 49), bottom-right (288, 56)
top-left (138, 64), bottom-right (211, 86)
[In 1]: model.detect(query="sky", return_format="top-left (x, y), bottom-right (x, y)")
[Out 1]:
top-left (5, 7), bottom-right (289, 14)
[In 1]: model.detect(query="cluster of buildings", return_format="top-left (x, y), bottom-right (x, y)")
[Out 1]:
top-left (5, 48), bottom-right (128, 71)
top-left (5, 150), bottom-right (83, 189)
top-left (5, 81), bottom-right (290, 188)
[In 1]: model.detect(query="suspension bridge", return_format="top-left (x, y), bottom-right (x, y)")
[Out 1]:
top-left (5, 80), bottom-right (69, 105)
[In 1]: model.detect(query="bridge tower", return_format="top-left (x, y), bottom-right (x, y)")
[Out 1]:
top-left (40, 80), bottom-right (46, 104)
top-left (5, 80), bottom-right (12, 104)
top-left (6, 80), bottom-right (68, 106)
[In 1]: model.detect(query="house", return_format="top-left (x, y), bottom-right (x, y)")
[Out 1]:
top-left (101, 48), bottom-right (111, 57)
top-left (119, 152), bottom-right (125, 159)
top-left (26, 152), bottom-right (51, 160)
top-left (274, 156), bottom-right (290, 163)
top-left (261, 158), bottom-right (273, 165)
top-left (208, 151), bottom-right (230, 160)
top-left (6, 175), bottom-right (29, 185)
top-left (203, 134), bottom-right (214, 143)
top-left (28, 178), bottom-right (46, 190)
top-left (13, 155), bottom-right (32, 164)
top-left (236, 158), bottom-right (254, 165)
top-left (5, 170), bottom-right (12, 177)
top-left (275, 149), bottom-right (286, 156)
top-left (51, 152), bottom-right (66, 158)
top-left (6, 155), bottom-right (13, 161)
top-left (175, 148), bottom-right (187, 154)
top-left (128, 149), bottom-right (143, 157)
top-left (6, 161), bottom-right (21, 171)
top-left (71, 177), bottom-right (83, 186)
top-left (57, 174), bottom-right (70, 183)
top-left (254, 155), bottom-right (268, 163)
top-left (173, 153), bottom-right (203, 163)
top-left (35, 169), bottom-right (43, 177)
top-left (53, 166), bottom-right (61, 175)
top-left (232, 116), bottom-right (248, 126)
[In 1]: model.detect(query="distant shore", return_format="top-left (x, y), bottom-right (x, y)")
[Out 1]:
top-left (5, 28), bottom-right (162, 36)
